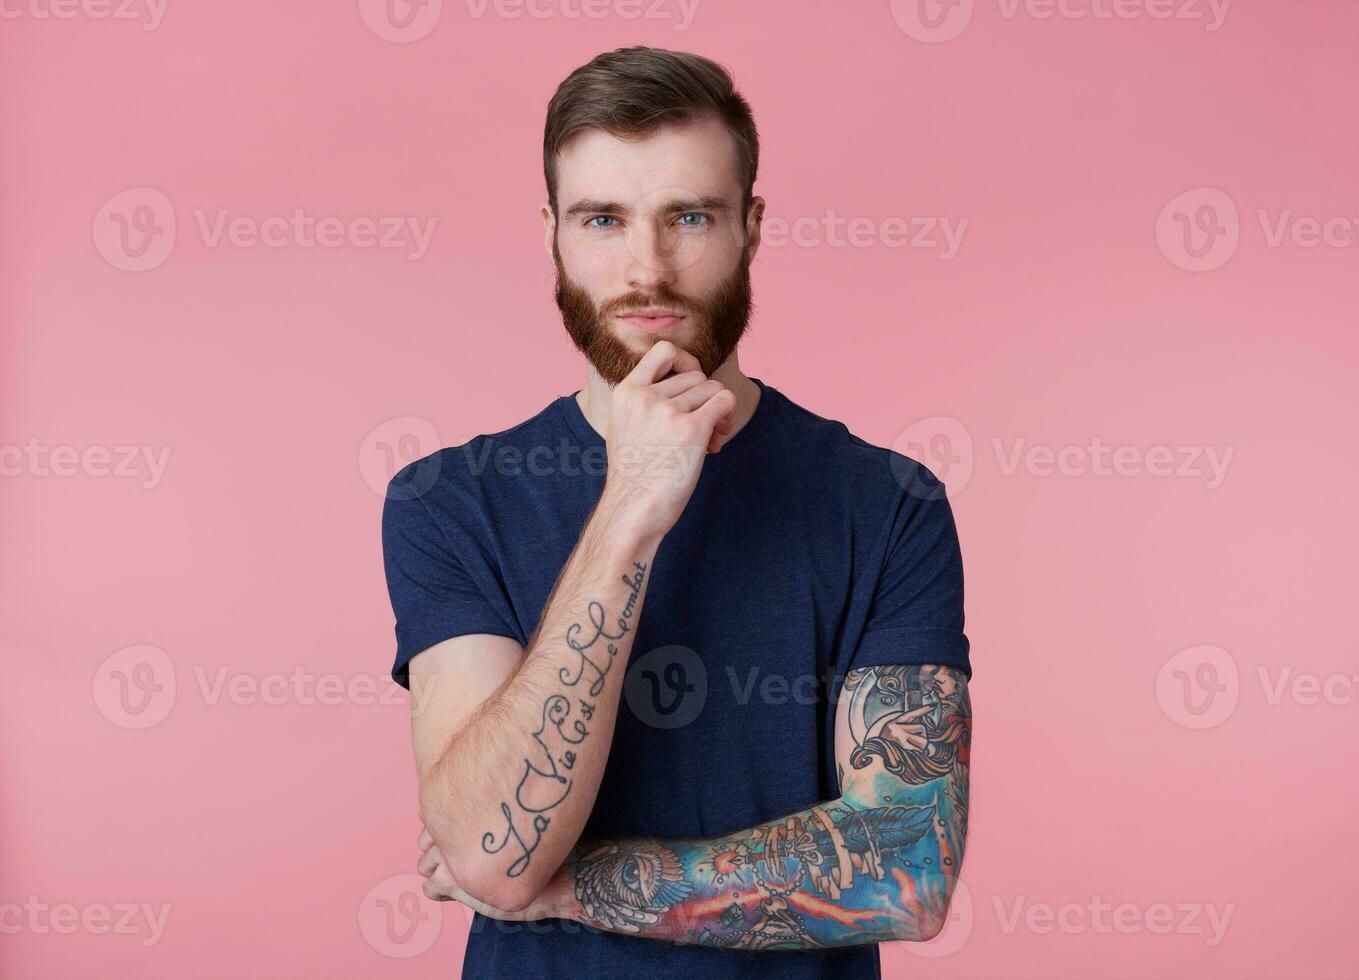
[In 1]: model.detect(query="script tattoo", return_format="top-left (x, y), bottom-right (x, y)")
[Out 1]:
top-left (481, 561), bottom-right (647, 878)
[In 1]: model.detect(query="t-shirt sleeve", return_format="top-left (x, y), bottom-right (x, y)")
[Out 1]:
top-left (381, 465), bottom-right (521, 690)
top-left (849, 465), bottom-right (972, 678)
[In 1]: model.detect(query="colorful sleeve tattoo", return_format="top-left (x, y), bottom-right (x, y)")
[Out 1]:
top-left (559, 663), bottom-right (971, 949)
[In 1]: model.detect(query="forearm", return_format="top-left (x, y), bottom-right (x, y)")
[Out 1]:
top-left (552, 777), bottom-right (965, 950)
top-left (422, 490), bottom-right (661, 907)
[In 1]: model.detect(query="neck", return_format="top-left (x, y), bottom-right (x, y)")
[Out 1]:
top-left (575, 351), bottom-right (760, 450)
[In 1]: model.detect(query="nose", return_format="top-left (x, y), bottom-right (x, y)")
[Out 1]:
top-left (623, 219), bottom-right (679, 293)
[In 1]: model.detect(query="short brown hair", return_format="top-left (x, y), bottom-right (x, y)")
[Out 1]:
top-left (543, 46), bottom-right (760, 217)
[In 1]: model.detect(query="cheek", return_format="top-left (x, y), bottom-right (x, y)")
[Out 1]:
top-left (559, 235), bottom-right (626, 291)
top-left (677, 244), bottom-right (741, 293)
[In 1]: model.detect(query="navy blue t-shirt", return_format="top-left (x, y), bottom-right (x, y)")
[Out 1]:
top-left (382, 376), bottom-right (970, 979)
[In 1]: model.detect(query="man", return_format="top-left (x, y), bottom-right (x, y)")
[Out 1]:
top-left (382, 46), bottom-right (972, 979)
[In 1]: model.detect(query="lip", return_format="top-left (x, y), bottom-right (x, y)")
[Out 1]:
top-left (616, 309), bottom-right (687, 334)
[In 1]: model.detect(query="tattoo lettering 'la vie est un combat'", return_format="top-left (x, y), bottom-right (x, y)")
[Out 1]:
top-left (480, 561), bottom-right (648, 879)
top-left (567, 664), bottom-right (971, 949)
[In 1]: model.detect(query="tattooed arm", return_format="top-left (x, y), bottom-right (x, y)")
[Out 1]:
top-left (542, 663), bottom-right (971, 948)
top-left (409, 342), bottom-right (737, 913)
top-left (412, 503), bottom-right (659, 913)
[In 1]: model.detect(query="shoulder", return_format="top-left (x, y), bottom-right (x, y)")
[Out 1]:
top-left (768, 385), bottom-right (948, 501)
top-left (385, 396), bottom-right (575, 502)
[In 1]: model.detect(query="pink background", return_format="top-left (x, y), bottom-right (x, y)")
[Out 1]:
top-left (2, 1), bottom-right (1356, 977)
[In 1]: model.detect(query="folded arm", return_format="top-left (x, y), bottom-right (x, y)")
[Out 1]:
top-left (544, 662), bottom-right (971, 949)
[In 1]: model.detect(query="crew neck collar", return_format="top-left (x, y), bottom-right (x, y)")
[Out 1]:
top-left (556, 376), bottom-right (779, 456)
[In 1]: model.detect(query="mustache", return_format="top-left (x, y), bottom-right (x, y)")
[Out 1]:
top-left (598, 288), bottom-right (694, 317)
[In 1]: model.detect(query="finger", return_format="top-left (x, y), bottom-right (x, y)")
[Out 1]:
top-left (626, 341), bottom-right (701, 385)
top-left (708, 411), bottom-right (736, 453)
top-left (661, 346), bottom-right (703, 379)
top-left (691, 387), bottom-right (738, 430)
top-left (901, 706), bottom-right (933, 721)
top-left (418, 827), bottom-right (433, 851)
top-left (671, 379), bottom-right (727, 413)
top-left (652, 369), bottom-right (708, 399)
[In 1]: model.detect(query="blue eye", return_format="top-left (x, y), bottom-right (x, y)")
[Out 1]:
top-left (676, 213), bottom-right (709, 227)
top-left (587, 216), bottom-right (617, 229)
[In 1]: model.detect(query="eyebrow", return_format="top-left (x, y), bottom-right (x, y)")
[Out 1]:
top-left (562, 196), bottom-right (733, 218)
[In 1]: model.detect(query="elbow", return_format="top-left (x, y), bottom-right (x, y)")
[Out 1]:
top-left (416, 795), bottom-right (544, 914)
top-left (890, 873), bottom-right (959, 943)
top-left (911, 906), bottom-right (948, 944)
top-left (456, 869), bottom-right (539, 913)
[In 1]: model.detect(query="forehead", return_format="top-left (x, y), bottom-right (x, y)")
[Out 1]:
top-left (554, 114), bottom-right (742, 208)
